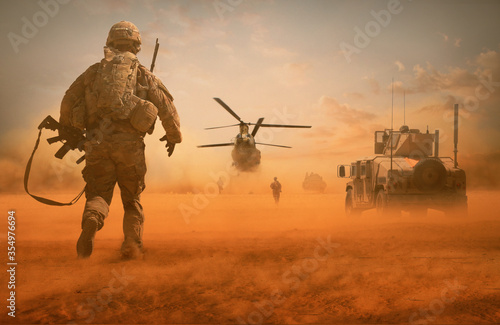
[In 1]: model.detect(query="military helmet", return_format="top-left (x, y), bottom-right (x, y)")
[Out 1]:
top-left (106, 21), bottom-right (142, 47)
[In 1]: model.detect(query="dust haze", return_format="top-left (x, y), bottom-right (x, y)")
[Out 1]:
top-left (1, 188), bottom-right (499, 324)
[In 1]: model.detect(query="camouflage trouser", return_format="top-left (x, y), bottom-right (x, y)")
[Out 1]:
top-left (82, 133), bottom-right (147, 248)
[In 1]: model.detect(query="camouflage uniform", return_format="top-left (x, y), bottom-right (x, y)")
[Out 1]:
top-left (60, 21), bottom-right (181, 257)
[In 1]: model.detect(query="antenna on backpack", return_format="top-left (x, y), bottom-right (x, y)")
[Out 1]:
top-left (150, 38), bottom-right (160, 72)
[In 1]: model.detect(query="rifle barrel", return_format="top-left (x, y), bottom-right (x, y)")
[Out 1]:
top-left (47, 136), bottom-right (62, 144)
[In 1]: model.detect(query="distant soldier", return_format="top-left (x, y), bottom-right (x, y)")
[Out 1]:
top-left (59, 21), bottom-right (182, 258)
top-left (217, 176), bottom-right (224, 194)
top-left (270, 177), bottom-right (282, 204)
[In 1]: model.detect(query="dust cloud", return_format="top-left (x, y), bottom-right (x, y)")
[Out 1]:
top-left (1, 189), bottom-right (499, 324)
top-left (1, 110), bottom-right (499, 324)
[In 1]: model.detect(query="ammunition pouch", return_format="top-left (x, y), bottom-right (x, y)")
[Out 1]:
top-left (129, 96), bottom-right (158, 133)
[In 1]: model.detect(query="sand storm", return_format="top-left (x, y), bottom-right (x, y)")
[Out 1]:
top-left (0, 190), bottom-right (499, 324)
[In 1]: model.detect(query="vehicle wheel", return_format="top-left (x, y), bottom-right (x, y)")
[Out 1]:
top-left (345, 189), bottom-right (361, 217)
top-left (413, 159), bottom-right (447, 192)
top-left (376, 190), bottom-right (400, 217)
top-left (409, 208), bottom-right (427, 217)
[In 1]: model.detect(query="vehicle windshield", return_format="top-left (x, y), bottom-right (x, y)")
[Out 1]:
top-left (388, 133), bottom-right (400, 148)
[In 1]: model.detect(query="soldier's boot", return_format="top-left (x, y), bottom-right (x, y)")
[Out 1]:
top-left (120, 238), bottom-right (144, 260)
top-left (77, 217), bottom-right (99, 258)
top-left (121, 201), bottom-right (144, 259)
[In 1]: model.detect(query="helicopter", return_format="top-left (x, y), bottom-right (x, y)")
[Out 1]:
top-left (198, 98), bottom-right (311, 171)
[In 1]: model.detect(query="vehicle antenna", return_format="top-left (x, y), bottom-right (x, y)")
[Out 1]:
top-left (403, 90), bottom-right (406, 125)
top-left (454, 103), bottom-right (459, 168)
top-left (390, 78), bottom-right (394, 175)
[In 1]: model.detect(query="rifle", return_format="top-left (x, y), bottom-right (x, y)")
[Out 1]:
top-left (24, 115), bottom-right (86, 206)
top-left (39, 115), bottom-right (86, 164)
top-left (150, 38), bottom-right (159, 73)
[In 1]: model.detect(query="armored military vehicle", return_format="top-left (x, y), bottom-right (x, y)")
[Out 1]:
top-left (303, 172), bottom-right (327, 193)
top-left (337, 104), bottom-right (467, 217)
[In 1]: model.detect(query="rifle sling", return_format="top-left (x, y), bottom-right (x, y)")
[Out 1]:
top-left (24, 128), bottom-right (85, 206)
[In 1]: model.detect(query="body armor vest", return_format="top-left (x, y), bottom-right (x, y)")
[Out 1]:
top-left (94, 46), bottom-right (139, 120)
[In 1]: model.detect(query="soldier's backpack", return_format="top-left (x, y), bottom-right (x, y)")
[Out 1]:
top-left (93, 46), bottom-right (157, 132)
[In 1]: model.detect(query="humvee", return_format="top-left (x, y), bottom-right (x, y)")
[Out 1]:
top-left (337, 105), bottom-right (467, 217)
top-left (303, 172), bottom-right (327, 193)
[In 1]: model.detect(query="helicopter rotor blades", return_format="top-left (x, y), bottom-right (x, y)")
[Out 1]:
top-left (204, 123), bottom-right (241, 130)
top-left (258, 124), bottom-right (311, 128)
top-left (255, 142), bottom-right (292, 148)
top-left (213, 98), bottom-right (244, 123)
top-left (197, 143), bottom-right (234, 148)
top-left (251, 117), bottom-right (265, 137)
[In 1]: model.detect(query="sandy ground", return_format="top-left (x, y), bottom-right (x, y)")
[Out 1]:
top-left (1, 190), bottom-right (499, 324)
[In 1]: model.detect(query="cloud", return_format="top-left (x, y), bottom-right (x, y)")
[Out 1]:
top-left (388, 80), bottom-right (406, 94)
top-left (273, 62), bottom-right (311, 86)
top-left (363, 76), bottom-right (380, 95)
top-left (149, 4), bottom-right (227, 49)
top-left (343, 92), bottom-right (365, 100)
top-left (438, 32), bottom-right (449, 42)
top-left (417, 95), bottom-right (458, 114)
top-left (215, 43), bottom-right (234, 54)
top-left (475, 49), bottom-right (500, 69)
top-left (74, 0), bottom-right (134, 15)
top-left (454, 38), bottom-right (462, 47)
top-left (251, 28), bottom-right (296, 58)
top-left (244, 18), bottom-right (296, 59)
top-left (395, 60), bottom-right (405, 72)
top-left (409, 63), bottom-right (477, 93)
top-left (319, 96), bottom-right (376, 126)
top-left (398, 48), bottom-right (500, 98)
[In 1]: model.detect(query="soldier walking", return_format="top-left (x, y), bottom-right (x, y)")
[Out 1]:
top-left (270, 177), bottom-right (282, 204)
top-left (217, 176), bottom-right (224, 194)
top-left (59, 21), bottom-right (182, 258)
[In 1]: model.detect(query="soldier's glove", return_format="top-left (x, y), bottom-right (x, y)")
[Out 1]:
top-left (159, 135), bottom-right (176, 157)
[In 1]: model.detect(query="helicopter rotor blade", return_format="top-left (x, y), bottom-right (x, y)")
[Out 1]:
top-left (255, 142), bottom-right (292, 148)
top-left (197, 143), bottom-right (234, 148)
top-left (259, 124), bottom-right (311, 128)
top-left (251, 117), bottom-right (264, 137)
top-left (213, 98), bottom-right (243, 123)
top-left (204, 123), bottom-right (241, 130)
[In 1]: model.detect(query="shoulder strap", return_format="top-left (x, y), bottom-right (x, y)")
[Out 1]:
top-left (24, 129), bottom-right (85, 206)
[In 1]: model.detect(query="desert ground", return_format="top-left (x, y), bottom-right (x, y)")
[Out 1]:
top-left (1, 189), bottom-right (499, 324)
